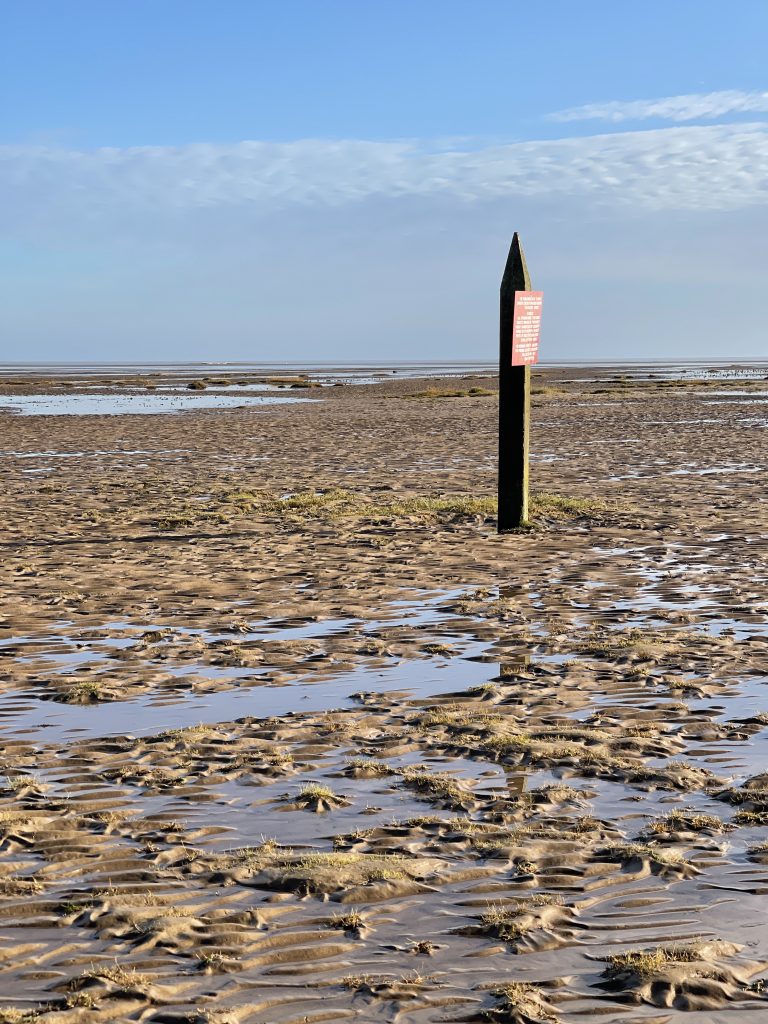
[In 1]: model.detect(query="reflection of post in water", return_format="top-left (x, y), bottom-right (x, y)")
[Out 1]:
top-left (493, 582), bottom-right (531, 796)
top-left (496, 655), bottom-right (530, 799)
top-left (495, 587), bottom-right (530, 678)
top-left (506, 769), bottom-right (527, 797)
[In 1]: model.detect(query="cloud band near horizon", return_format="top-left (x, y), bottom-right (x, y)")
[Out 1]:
top-left (2, 120), bottom-right (768, 241)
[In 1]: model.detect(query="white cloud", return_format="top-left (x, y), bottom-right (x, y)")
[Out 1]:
top-left (1, 120), bottom-right (768, 244)
top-left (550, 90), bottom-right (768, 124)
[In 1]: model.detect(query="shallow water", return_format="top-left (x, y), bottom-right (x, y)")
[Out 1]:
top-left (1, 650), bottom-right (496, 742)
top-left (0, 588), bottom-right (494, 742)
top-left (0, 393), bottom-right (310, 416)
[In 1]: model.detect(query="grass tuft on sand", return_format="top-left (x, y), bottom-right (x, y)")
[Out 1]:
top-left (70, 963), bottom-right (152, 990)
top-left (328, 909), bottom-right (364, 931)
top-left (253, 851), bottom-right (441, 892)
top-left (400, 386), bottom-right (495, 399)
top-left (485, 981), bottom-right (560, 1022)
top-left (288, 781), bottom-right (348, 810)
top-left (62, 680), bottom-right (106, 704)
top-left (479, 896), bottom-right (562, 941)
top-left (647, 810), bottom-right (732, 835)
top-left (597, 842), bottom-right (685, 867)
top-left (345, 757), bottom-right (396, 776)
top-left (154, 487), bottom-right (626, 531)
top-left (290, 852), bottom-right (411, 881)
top-left (602, 942), bottom-right (712, 979)
top-left (296, 782), bottom-right (336, 801)
top-left (219, 488), bottom-right (620, 523)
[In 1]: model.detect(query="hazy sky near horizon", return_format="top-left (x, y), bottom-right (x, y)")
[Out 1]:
top-left (1, 1), bottom-right (767, 363)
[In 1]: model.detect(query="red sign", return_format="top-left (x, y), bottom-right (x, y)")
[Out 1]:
top-left (511, 290), bottom-right (543, 365)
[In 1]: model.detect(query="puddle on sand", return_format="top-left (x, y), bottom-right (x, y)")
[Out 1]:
top-left (154, 383), bottom-right (282, 393)
top-left (1, 650), bottom-right (496, 742)
top-left (693, 617), bottom-right (768, 641)
top-left (700, 390), bottom-right (768, 398)
top-left (0, 589), bottom-right (494, 741)
top-left (0, 393), bottom-right (312, 416)
top-left (667, 463), bottom-right (763, 477)
top-left (0, 589), bottom-right (468, 675)
top-left (704, 398), bottom-right (768, 406)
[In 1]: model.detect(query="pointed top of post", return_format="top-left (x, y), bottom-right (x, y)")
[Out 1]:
top-left (500, 231), bottom-right (531, 296)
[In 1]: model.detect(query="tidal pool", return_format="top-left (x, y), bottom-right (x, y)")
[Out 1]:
top-left (0, 393), bottom-right (312, 416)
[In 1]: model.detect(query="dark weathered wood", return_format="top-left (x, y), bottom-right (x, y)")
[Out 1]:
top-left (498, 232), bottom-right (532, 532)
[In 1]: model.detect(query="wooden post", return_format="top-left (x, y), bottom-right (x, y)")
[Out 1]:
top-left (498, 232), bottom-right (532, 532)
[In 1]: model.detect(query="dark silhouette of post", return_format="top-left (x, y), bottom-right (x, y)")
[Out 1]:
top-left (498, 232), bottom-right (532, 532)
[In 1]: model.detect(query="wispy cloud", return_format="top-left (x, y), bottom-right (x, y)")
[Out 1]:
top-left (2, 121), bottom-right (768, 243)
top-left (3, 125), bottom-right (768, 361)
top-left (549, 90), bottom-right (768, 124)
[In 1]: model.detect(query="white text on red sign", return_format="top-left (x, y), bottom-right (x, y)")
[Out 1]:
top-left (511, 291), bottom-right (543, 366)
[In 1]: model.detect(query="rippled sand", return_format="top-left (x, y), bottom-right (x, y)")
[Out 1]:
top-left (1, 366), bottom-right (767, 1022)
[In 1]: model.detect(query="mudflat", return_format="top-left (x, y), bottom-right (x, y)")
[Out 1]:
top-left (1, 365), bottom-right (767, 1022)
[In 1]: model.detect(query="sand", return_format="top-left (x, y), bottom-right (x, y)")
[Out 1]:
top-left (1, 365), bottom-right (767, 1022)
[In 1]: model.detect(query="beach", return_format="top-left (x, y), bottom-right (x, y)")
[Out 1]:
top-left (1, 363), bottom-right (768, 1021)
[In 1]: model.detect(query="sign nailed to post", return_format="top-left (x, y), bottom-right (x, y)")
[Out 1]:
top-left (511, 290), bottom-right (543, 365)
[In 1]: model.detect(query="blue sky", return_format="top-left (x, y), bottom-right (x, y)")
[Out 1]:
top-left (2, 1), bottom-right (767, 362)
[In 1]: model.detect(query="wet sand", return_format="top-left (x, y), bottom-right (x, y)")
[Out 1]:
top-left (1, 365), bottom-right (768, 1022)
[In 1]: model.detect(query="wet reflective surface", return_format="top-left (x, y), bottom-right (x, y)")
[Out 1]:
top-left (1, 363), bottom-right (768, 1021)
top-left (0, 392), bottom-right (310, 416)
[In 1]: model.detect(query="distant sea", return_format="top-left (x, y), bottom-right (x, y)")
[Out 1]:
top-left (1, 358), bottom-right (767, 380)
